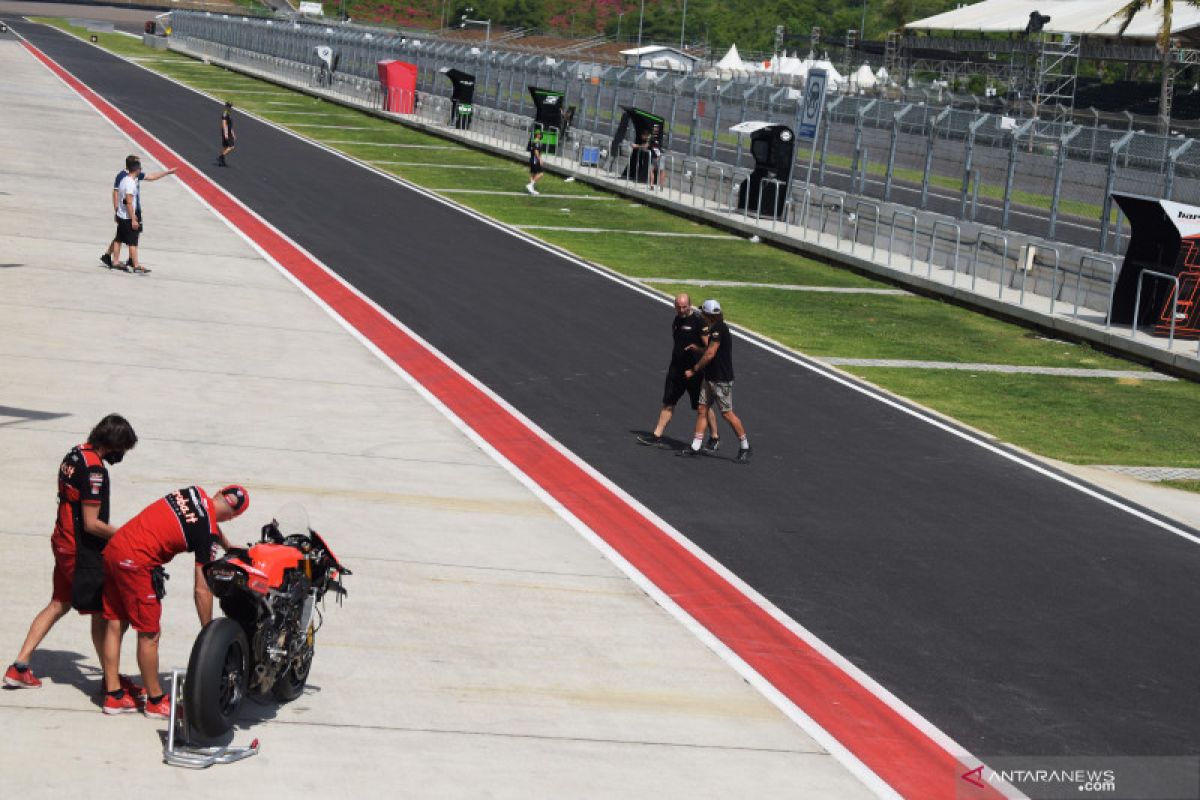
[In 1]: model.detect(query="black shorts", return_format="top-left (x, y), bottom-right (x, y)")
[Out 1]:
top-left (71, 534), bottom-right (106, 614)
top-left (662, 368), bottom-right (702, 410)
top-left (529, 160), bottom-right (543, 176)
top-left (222, 136), bottom-right (235, 148)
top-left (115, 218), bottom-right (140, 246)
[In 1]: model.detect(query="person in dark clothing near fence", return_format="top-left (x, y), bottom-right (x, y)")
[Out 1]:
top-left (526, 129), bottom-right (544, 195)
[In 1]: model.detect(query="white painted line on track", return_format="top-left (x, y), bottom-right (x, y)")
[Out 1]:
top-left (822, 358), bottom-right (1176, 379)
top-left (207, 88), bottom-right (287, 93)
top-left (434, 189), bottom-right (616, 200)
top-left (636, 279), bottom-right (910, 294)
top-left (285, 123), bottom-right (376, 130)
top-left (517, 226), bottom-right (736, 239)
top-left (320, 140), bottom-right (459, 149)
top-left (368, 161), bottom-right (512, 170)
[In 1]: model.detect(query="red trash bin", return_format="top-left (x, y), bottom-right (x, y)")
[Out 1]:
top-left (377, 60), bottom-right (418, 114)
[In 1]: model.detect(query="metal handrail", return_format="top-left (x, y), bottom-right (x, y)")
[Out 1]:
top-left (819, 191), bottom-right (845, 247)
top-left (928, 220), bottom-right (962, 282)
top-left (1076, 255), bottom-right (1117, 328)
top-left (1041, 246), bottom-right (1063, 314)
top-left (851, 200), bottom-right (881, 259)
top-left (1133, 270), bottom-right (1181, 347)
top-left (970, 231), bottom-right (1008, 296)
top-left (756, 178), bottom-right (787, 227)
top-left (888, 210), bottom-right (918, 272)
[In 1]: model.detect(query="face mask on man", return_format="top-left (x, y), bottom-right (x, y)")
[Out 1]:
top-left (102, 450), bottom-right (125, 465)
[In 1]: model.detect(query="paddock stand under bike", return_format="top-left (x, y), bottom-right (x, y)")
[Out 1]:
top-left (162, 668), bottom-right (260, 768)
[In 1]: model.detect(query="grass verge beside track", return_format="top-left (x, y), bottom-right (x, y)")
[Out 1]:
top-left (38, 18), bottom-right (1200, 481)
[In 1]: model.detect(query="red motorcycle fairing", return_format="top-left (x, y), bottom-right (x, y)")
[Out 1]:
top-left (244, 543), bottom-right (305, 588)
top-left (310, 530), bottom-right (344, 573)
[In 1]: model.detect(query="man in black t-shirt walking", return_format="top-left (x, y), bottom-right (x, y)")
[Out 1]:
top-left (637, 293), bottom-right (718, 448)
top-left (217, 101), bottom-right (236, 167)
top-left (526, 129), bottom-right (545, 195)
top-left (679, 299), bottom-right (752, 463)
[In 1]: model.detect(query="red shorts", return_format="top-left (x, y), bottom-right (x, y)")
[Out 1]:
top-left (101, 548), bottom-right (162, 634)
top-left (51, 544), bottom-right (74, 604)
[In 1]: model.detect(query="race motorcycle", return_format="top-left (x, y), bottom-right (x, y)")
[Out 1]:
top-left (182, 504), bottom-right (349, 741)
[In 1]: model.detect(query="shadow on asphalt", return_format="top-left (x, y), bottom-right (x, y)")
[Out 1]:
top-left (11, 648), bottom-right (103, 707)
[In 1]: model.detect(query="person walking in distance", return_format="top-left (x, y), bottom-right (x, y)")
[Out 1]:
top-left (678, 299), bottom-right (752, 463)
top-left (101, 155), bottom-right (176, 270)
top-left (526, 129), bottom-right (544, 195)
top-left (5, 414), bottom-right (139, 690)
top-left (637, 292), bottom-right (718, 448)
top-left (217, 101), bottom-right (236, 167)
top-left (114, 158), bottom-right (150, 274)
top-left (99, 485), bottom-right (248, 717)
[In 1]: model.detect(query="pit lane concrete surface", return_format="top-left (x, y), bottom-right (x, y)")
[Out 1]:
top-left (0, 33), bottom-right (881, 799)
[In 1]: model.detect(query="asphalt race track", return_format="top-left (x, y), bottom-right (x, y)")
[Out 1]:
top-left (12, 19), bottom-right (1200, 760)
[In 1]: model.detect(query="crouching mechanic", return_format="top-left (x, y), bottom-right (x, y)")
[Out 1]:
top-left (99, 484), bottom-right (249, 717)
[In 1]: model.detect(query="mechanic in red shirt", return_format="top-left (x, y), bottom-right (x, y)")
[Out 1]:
top-left (99, 484), bottom-right (249, 717)
top-left (5, 415), bottom-right (138, 690)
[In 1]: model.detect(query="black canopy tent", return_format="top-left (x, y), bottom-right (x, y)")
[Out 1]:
top-left (528, 86), bottom-right (569, 148)
top-left (441, 68), bottom-right (476, 129)
top-left (611, 106), bottom-right (666, 183)
top-left (729, 121), bottom-right (795, 218)
top-left (1111, 193), bottom-right (1200, 336)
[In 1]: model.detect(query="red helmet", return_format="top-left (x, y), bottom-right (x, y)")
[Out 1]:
top-left (218, 484), bottom-right (250, 517)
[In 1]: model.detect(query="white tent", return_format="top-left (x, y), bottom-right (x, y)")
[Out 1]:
top-left (853, 63), bottom-right (877, 90)
top-left (715, 44), bottom-right (745, 71)
top-left (906, 0), bottom-right (1200, 37)
top-left (808, 59), bottom-right (845, 90)
top-left (758, 53), bottom-right (781, 72)
top-left (779, 52), bottom-right (806, 76)
top-left (875, 66), bottom-right (890, 85)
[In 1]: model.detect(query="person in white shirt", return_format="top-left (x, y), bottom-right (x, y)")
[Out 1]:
top-left (101, 155), bottom-right (176, 270)
top-left (114, 159), bottom-right (148, 274)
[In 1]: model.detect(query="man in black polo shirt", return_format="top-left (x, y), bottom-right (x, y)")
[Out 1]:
top-left (679, 299), bottom-right (752, 463)
top-left (637, 293), bottom-right (718, 448)
top-left (5, 414), bottom-right (138, 689)
top-left (217, 101), bottom-right (236, 167)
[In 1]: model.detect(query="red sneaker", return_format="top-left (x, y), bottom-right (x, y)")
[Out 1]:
top-left (143, 694), bottom-right (171, 720)
top-left (119, 675), bottom-right (146, 702)
top-left (3, 664), bottom-right (41, 689)
top-left (102, 691), bottom-right (139, 715)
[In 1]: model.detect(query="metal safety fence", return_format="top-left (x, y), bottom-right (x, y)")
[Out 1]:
top-left (163, 20), bottom-right (1200, 369)
top-left (169, 11), bottom-right (1200, 256)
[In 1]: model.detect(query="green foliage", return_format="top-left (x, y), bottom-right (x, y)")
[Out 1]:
top-left (343, 0), bottom-right (964, 47)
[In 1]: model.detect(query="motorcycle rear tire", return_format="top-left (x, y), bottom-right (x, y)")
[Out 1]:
top-left (271, 639), bottom-right (313, 702)
top-left (184, 617), bottom-right (249, 742)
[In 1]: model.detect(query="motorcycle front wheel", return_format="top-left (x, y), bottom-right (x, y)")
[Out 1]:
top-left (183, 617), bottom-right (249, 741)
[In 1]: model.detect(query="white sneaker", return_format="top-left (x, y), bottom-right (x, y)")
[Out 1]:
top-left (525, 183), bottom-right (535, 195)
